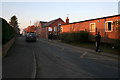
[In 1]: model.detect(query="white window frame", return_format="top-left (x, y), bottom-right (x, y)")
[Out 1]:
top-left (54, 26), bottom-right (57, 32)
top-left (90, 23), bottom-right (96, 32)
top-left (58, 23), bottom-right (61, 26)
top-left (105, 21), bottom-right (113, 32)
top-left (48, 27), bottom-right (52, 31)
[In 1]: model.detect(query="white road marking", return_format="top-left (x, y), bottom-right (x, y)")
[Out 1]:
top-left (80, 52), bottom-right (87, 58)
top-left (31, 47), bottom-right (37, 78)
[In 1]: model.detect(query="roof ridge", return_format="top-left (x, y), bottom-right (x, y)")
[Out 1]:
top-left (44, 18), bottom-right (61, 26)
top-left (40, 21), bottom-right (48, 23)
top-left (62, 14), bottom-right (120, 25)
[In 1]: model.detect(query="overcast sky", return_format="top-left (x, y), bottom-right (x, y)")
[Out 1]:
top-left (1, 1), bottom-right (119, 33)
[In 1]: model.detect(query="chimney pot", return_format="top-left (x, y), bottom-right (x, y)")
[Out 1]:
top-left (66, 17), bottom-right (69, 24)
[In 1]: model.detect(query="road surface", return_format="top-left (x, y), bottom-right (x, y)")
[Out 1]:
top-left (2, 36), bottom-right (119, 78)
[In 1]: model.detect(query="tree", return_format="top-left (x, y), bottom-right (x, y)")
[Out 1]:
top-left (9, 15), bottom-right (18, 28)
top-left (9, 15), bottom-right (20, 35)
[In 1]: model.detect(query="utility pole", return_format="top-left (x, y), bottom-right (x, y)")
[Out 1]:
top-left (30, 20), bottom-right (31, 26)
top-left (30, 20), bottom-right (31, 32)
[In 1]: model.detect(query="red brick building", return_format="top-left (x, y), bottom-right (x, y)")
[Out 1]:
top-left (61, 15), bottom-right (120, 43)
top-left (24, 25), bottom-right (37, 35)
top-left (38, 18), bottom-right (66, 39)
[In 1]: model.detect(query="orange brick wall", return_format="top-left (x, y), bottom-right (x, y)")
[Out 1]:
top-left (61, 16), bottom-right (119, 43)
top-left (26, 25), bottom-right (37, 33)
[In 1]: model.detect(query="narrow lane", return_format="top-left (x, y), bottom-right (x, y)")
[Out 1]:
top-left (2, 37), bottom-right (119, 78)
top-left (31, 41), bottom-right (95, 78)
top-left (31, 38), bottom-right (118, 78)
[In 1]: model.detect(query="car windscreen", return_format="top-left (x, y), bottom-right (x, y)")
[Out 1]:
top-left (27, 33), bottom-right (36, 37)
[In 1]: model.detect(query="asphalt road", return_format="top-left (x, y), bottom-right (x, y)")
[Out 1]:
top-left (2, 36), bottom-right (36, 78)
top-left (2, 36), bottom-right (119, 78)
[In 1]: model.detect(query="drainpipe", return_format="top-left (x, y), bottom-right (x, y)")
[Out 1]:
top-left (96, 27), bottom-right (97, 35)
top-left (46, 27), bottom-right (48, 39)
top-left (104, 18), bottom-right (106, 42)
top-left (105, 18), bottom-right (106, 32)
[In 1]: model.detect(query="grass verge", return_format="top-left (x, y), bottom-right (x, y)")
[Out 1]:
top-left (62, 41), bottom-right (119, 55)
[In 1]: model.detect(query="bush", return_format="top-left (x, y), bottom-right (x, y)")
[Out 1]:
top-left (60, 31), bottom-right (89, 43)
top-left (113, 40), bottom-right (120, 50)
top-left (2, 18), bottom-right (15, 45)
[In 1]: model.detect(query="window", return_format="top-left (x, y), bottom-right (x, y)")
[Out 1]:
top-left (90, 23), bottom-right (95, 32)
top-left (106, 21), bottom-right (112, 32)
top-left (58, 27), bottom-right (60, 32)
top-left (54, 26), bottom-right (57, 32)
top-left (58, 23), bottom-right (61, 32)
top-left (58, 23), bottom-right (61, 26)
top-left (60, 27), bottom-right (63, 32)
top-left (48, 27), bottom-right (52, 31)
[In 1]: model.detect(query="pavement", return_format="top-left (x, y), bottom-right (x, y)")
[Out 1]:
top-left (0, 44), bottom-right (2, 80)
top-left (2, 36), bottom-right (119, 78)
top-left (2, 36), bottom-right (36, 78)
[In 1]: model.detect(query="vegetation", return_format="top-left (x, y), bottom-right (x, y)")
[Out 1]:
top-left (9, 15), bottom-right (20, 35)
top-left (60, 31), bottom-right (119, 54)
top-left (2, 18), bottom-right (15, 44)
top-left (9, 15), bottom-right (18, 27)
top-left (68, 42), bottom-right (119, 54)
top-left (60, 31), bottom-right (89, 43)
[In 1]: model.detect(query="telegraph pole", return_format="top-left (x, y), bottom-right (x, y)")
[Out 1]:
top-left (30, 20), bottom-right (31, 26)
top-left (30, 20), bottom-right (31, 32)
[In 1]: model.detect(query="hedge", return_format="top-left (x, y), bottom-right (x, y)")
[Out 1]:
top-left (2, 18), bottom-right (15, 45)
top-left (60, 31), bottom-right (89, 43)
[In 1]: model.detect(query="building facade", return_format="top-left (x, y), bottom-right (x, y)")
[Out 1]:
top-left (38, 18), bottom-right (66, 39)
top-left (60, 15), bottom-right (120, 43)
top-left (23, 25), bottom-right (37, 35)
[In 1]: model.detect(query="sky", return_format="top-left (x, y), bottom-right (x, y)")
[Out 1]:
top-left (1, 0), bottom-right (119, 33)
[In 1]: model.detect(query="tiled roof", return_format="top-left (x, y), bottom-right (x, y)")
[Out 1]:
top-left (40, 18), bottom-right (60, 27)
top-left (40, 21), bottom-right (48, 27)
top-left (62, 14), bottom-right (120, 25)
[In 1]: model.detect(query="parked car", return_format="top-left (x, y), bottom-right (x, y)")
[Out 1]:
top-left (25, 32), bottom-right (36, 42)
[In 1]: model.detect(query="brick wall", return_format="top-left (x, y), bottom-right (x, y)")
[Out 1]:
top-left (39, 18), bottom-right (65, 39)
top-left (2, 37), bottom-right (15, 57)
top-left (61, 16), bottom-right (119, 43)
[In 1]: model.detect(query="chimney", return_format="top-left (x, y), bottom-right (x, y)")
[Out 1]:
top-left (66, 17), bottom-right (69, 24)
